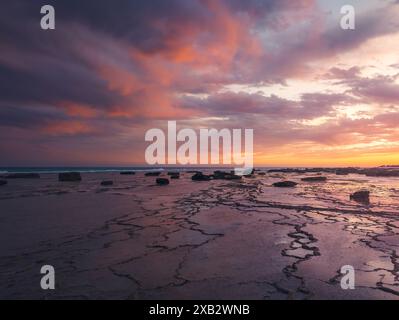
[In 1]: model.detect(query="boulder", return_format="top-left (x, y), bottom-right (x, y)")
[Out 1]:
top-left (101, 180), bottom-right (113, 186)
top-left (273, 181), bottom-right (297, 188)
top-left (191, 172), bottom-right (211, 181)
top-left (58, 172), bottom-right (82, 182)
top-left (168, 172), bottom-right (180, 178)
top-left (145, 172), bottom-right (161, 177)
top-left (301, 176), bottom-right (327, 182)
top-left (350, 190), bottom-right (370, 204)
top-left (0, 180), bottom-right (7, 186)
top-left (156, 178), bottom-right (169, 185)
top-left (212, 171), bottom-right (241, 180)
top-left (212, 170), bottom-right (227, 179)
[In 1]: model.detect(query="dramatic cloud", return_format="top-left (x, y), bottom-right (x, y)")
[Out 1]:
top-left (0, 0), bottom-right (399, 166)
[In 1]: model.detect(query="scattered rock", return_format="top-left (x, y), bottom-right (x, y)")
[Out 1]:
top-left (156, 178), bottom-right (169, 185)
top-left (266, 166), bottom-right (399, 177)
top-left (335, 169), bottom-right (351, 175)
top-left (258, 172), bottom-right (266, 176)
top-left (225, 174), bottom-right (242, 180)
top-left (212, 171), bottom-right (241, 180)
top-left (350, 190), bottom-right (370, 204)
top-left (301, 176), bottom-right (327, 182)
top-left (101, 180), bottom-right (113, 186)
top-left (3, 173), bottom-right (40, 179)
top-left (0, 180), bottom-right (7, 186)
top-left (145, 172), bottom-right (161, 176)
top-left (268, 168), bottom-right (341, 174)
top-left (58, 172), bottom-right (82, 182)
top-left (273, 181), bottom-right (297, 188)
top-left (268, 168), bottom-right (307, 174)
top-left (363, 169), bottom-right (399, 177)
top-left (168, 172), bottom-right (180, 179)
top-left (120, 171), bottom-right (135, 175)
top-left (191, 172), bottom-right (211, 181)
top-left (167, 172), bottom-right (179, 176)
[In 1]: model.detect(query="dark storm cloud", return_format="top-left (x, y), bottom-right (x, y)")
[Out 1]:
top-left (0, 1), bottom-right (144, 113)
top-left (0, 104), bottom-right (66, 129)
top-left (1, 0), bottom-right (396, 116)
top-left (1, 0), bottom-right (302, 127)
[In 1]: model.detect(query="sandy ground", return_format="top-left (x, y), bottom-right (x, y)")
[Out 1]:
top-left (0, 171), bottom-right (398, 299)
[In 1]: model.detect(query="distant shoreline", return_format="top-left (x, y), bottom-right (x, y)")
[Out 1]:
top-left (0, 165), bottom-right (391, 174)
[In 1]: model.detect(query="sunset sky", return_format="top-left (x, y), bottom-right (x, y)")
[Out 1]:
top-left (1, 0), bottom-right (399, 167)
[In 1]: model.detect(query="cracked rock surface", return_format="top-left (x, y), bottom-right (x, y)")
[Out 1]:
top-left (0, 171), bottom-right (398, 299)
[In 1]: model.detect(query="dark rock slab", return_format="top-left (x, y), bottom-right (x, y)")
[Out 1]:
top-left (225, 174), bottom-right (242, 180)
top-left (273, 181), bottom-right (297, 188)
top-left (212, 171), bottom-right (241, 180)
top-left (145, 172), bottom-right (161, 177)
top-left (335, 168), bottom-right (358, 175)
top-left (120, 171), bottom-right (135, 175)
top-left (301, 176), bottom-right (327, 182)
top-left (191, 172), bottom-right (211, 181)
top-left (350, 190), bottom-right (370, 204)
top-left (58, 172), bottom-right (82, 182)
top-left (167, 172), bottom-right (180, 176)
top-left (101, 180), bottom-right (113, 186)
top-left (363, 169), bottom-right (399, 177)
top-left (168, 172), bottom-right (180, 179)
top-left (156, 178), bottom-right (169, 185)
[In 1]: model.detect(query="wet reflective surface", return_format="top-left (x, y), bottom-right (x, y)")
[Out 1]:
top-left (0, 171), bottom-right (398, 299)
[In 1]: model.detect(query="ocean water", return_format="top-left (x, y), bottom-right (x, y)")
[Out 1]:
top-left (0, 166), bottom-right (252, 174)
top-left (0, 167), bottom-right (163, 174)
